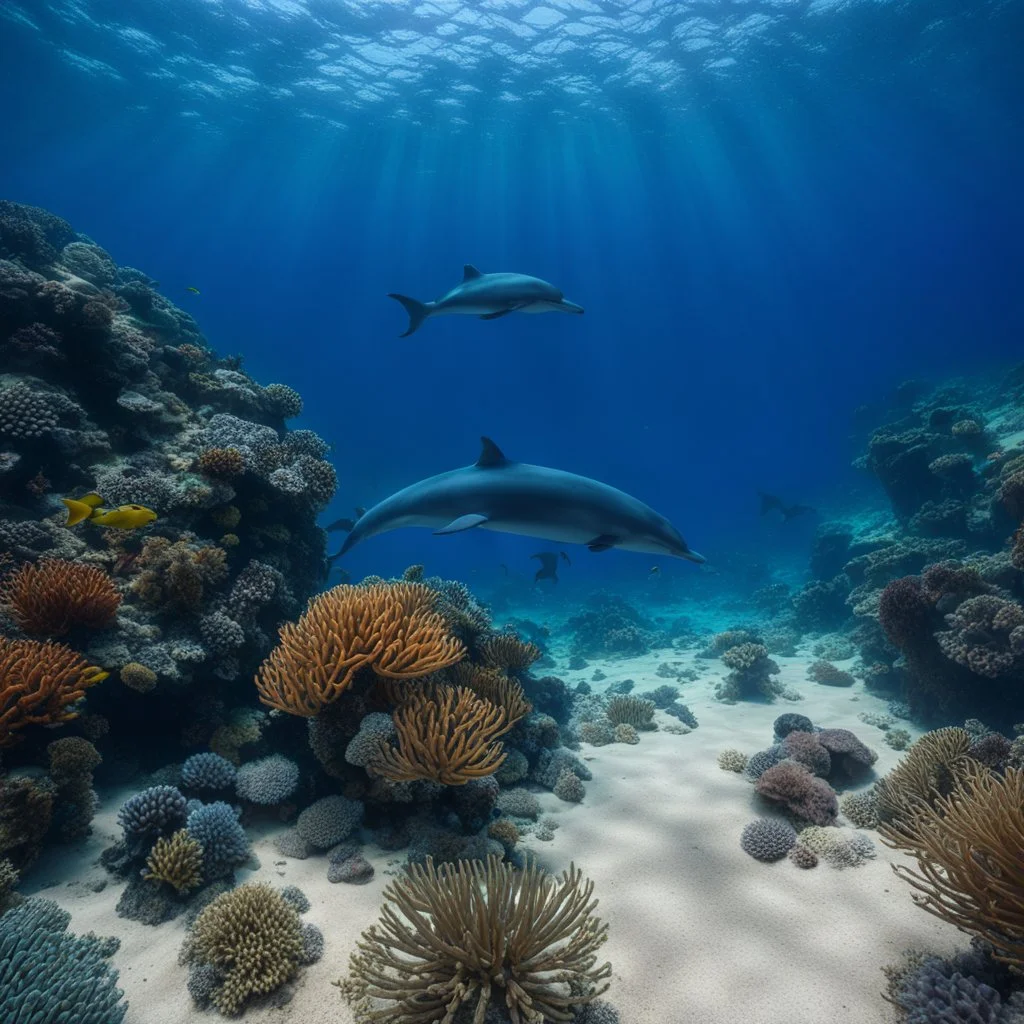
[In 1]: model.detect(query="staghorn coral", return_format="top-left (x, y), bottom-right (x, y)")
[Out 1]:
top-left (142, 829), bottom-right (204, 893)
top-left (879, 763), bottom-right (1024, 969)
top-left (605, 695), bottom-right (656, 730)
top-left (0, 637), bottom-right (108, 747)
top-left (373, 685), bottom-right (508, 786)
top-left (345, 855), bottom-right (610, 1024)
top-left (476, 633), bottom-right (542, 673)
top-left (190, 882), bottom-right (305, 1015)
top-left (255, 582), bottom-right (464, 716)
top-left (0, 558), bottom-right (121, 635)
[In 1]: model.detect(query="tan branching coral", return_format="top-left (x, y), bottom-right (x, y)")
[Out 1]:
top-left (372, 685), bottom-right (508, 786)
top-left (448, 663), bottom-right (532, 728)
top-left (0, 638), bottom-right (108, 747)
top-left (255, 583), bottom-right (464, 717)
top-left (606, 695), bottom-right (656, 729)
top-left (191, 882), bottom-right (304, 1015)
top-left (196, 447), bottom-right (246, 477)
top-left (875, 727), bottom-right (975, 823)
top-left (475, 634), bottom-right (542, 673)
top-left (879, 763), bottom-right (1024, 969)
top-left (0, 558), bottom-right (121, 635)
top-left (143, 829), bottom-right (203, 893)
top-left (345, 855), bottom-right (611, 1024)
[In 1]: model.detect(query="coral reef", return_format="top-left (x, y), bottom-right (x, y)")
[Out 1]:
top-left (715, 642), bottom-right (783, 702)
top-left (740, 818), bottom-right (797, 862)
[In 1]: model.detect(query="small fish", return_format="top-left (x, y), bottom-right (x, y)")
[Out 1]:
top-left (649, 565), bottom-right (661, 576)
top-left (186, 286), bottom-right (201, 295)
top-left (62, 492), bottom-right (158, 530)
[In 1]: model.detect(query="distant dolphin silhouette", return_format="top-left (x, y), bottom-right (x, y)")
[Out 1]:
top-left (758, 491), bottom-right (815, 522)
top-left (388, 265), bottom-right (584, 337)
top-left (329, 437), bottom-right (705, 563)
top-left (532, 552), bottom-right (560, 584)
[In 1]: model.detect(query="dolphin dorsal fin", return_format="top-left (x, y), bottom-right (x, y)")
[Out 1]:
top-left (462, 264), bottom-right (482, 281)
top-left (476, 437), bottom-right (508, 468)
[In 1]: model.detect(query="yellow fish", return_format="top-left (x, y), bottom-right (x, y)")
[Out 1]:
top-left (62, 492), bottom-right (158, 530)
top-left (186, 286), bottom-right (201, 294)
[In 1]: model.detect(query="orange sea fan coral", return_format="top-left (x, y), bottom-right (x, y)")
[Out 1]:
top-left (372, 685), bottom-right (508, 785)
top-left (448, 662), bottom-right (532, 730)
top-left (255, 582), bottom-right (464, 716)
top-left (0, 558), bottom-right (122, 636)
top-left (0, 638), bottom-right (108, 747)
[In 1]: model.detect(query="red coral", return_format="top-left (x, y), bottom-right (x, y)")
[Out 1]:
top-left (755, 761), bottom-right (838, 825)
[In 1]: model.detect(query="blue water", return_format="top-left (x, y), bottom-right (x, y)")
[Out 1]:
top-left (2, 0), bottom-right (1021, 593)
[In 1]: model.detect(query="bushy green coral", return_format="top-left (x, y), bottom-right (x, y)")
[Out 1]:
top-left (190, 882), bottom-right (304, 1015)
top-left (717, 749), bottom-right (749, 773)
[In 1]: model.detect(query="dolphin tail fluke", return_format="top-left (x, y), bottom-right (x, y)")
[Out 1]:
top-left (388, 294), bottom-right (432, 337)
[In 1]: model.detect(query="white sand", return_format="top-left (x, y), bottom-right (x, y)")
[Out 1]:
top-left (26, 646), bottom-right (965, 1024)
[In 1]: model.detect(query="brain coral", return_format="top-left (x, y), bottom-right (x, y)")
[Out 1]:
top-left (740, 818), bottom-right (797, 862)
top-left (296, 794), bottom-right (364, 850)
top-left (235, 754), bottom-right (300, 805)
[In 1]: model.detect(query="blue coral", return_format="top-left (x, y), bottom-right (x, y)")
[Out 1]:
top-left (117, 785), bottom-right (188, 839)
top-left (181, 753), bottom-right (237, 791)
top-left (0, 897), bottom-right (127, 1023)
top-left (186, 801), bottom-right (251, 877)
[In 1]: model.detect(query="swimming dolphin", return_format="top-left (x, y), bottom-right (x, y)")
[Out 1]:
top-left (531, 552), bottom-right (560, 585)
top-left (388, 265), bottom-right (584, 338)
top-left (330, 437), bottom-right (705, 563)
top-left (758, 490), bottom-right (815, 522)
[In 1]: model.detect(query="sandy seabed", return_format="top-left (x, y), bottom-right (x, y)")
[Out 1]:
top-left (26, 645), bottom-right (964, 1024)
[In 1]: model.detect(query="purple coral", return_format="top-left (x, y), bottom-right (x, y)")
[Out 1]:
top-left (935, 595), bottom-right (1024, 679)
top-left (755, 761), bottom-right (839, 826)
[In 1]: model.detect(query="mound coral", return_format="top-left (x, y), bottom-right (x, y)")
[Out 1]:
top-left (0, 558), bottom-right (121, 635)
top-left (235, 754), bottom-right (299, 805)
top-left (716, 643), bottom-right (783, 701)
top-left (807, 660), bottom-right (855, 687)
top-left (879, 763), bottom-right (1024, 969)
top-left (190, 882), bottom-right (304, 1015)
top-left (755, 761), bottom-right (839, 826)
top-left (142, 829), bottom-right (203, 893)
top-left (0, 637), bottom-right (108, 747)
top-left (373, 685), bottom-right (509, 786)
top-left (119, 662), bottom-right (157, 692)
top-left (935, 595), bottom-right (1024, 680)
top-left (346, 855), bottom-right (611, 1024)
top-left (740, 818), bottom-right (797, 862)
top-left (255, 582), bottom-right (464, 716)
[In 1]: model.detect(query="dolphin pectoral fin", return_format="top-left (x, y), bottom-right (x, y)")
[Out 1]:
top-left (586, 534), bottom-right (619, 552)
top-left (479, 309), bottom-right (513, 320)
top-left (463, 264), bottom-right (483, 281)
top-left (434, 513), bottom-right (489, 535)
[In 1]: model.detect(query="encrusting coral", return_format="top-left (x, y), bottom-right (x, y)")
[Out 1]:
top-left (879, 763), bottom-right (1024, 969)
top-left (344, 855), bottom-right (611, 1024)
top-left (372, 685), bottom-right (510, 786)
top-left (0, 637), bottom-right (108, 747)
top-left (0, 557), bottom-right (122, 635)
top-left (255, 582), bottom-right (464, 716)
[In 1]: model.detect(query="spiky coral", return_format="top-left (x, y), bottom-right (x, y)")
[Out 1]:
top-left (255, 583), bottom-right (464, 717)
top-left (372, 685), bottom-right (508, 786)
top-left (191, 882), bottom-right (304, 1015)
top-left (143, 829), bottom-right (203, 893)
top-left (448, 663), bottom-right (532, 729)
top-left (475, 633), bottom-right (542, 673)
top-left (879, 763), bottom-right (1024, 969)
top-left (0, 558), bottom-right (121, 635)
top-left (345, 855), bottom-right (611, 1024)
top-left (875, 727), bottom-right (975, 823)
top-left (0, 638), bottom-right (108, 747)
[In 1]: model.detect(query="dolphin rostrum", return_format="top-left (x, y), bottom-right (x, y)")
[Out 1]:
top-left (388, 265), bottom-right (584, 337)
top-left (330, 438), bottom-right (705, 563)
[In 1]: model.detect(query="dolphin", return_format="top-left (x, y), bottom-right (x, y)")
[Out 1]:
top-left (388, 265), bottom-right (584, 337)
top-left (330, 437), bottom-right (705, 563)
